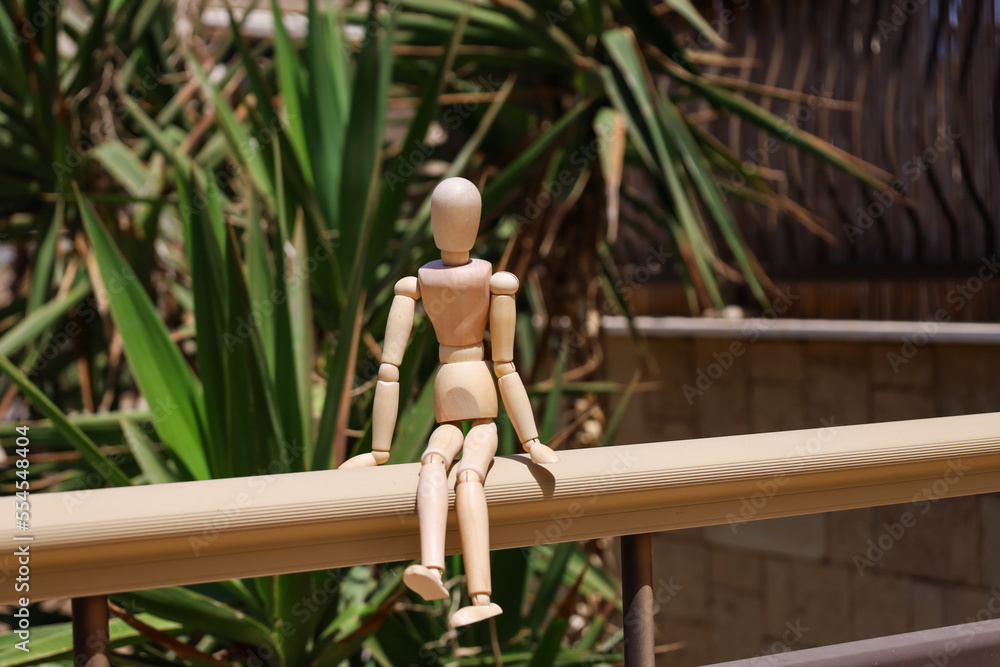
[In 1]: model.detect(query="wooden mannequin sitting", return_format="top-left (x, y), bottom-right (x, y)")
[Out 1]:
top-left (341, 177), bottom-right (559, 627)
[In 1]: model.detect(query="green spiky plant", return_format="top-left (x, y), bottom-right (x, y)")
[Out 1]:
top-left (0, 0), bottom-right (891, 663)
top-left (0, 0), bottom-right (629, 663)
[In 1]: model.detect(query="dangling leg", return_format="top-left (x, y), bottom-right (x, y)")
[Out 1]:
top-left (450, 419), bottom-right (502, 627)
top-left (404, 423), bottom-right (463, 601)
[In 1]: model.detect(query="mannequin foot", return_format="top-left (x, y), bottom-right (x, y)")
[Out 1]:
top-left (525, 439), bottom-right (559, 464)
top-left (403, 564), bottom-right (449, 600)
top-left (449, 595), bottom-right (503, 627)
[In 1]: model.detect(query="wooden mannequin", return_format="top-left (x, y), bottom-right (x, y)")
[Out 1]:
top-left (341, 177), bottom-right (559, 627)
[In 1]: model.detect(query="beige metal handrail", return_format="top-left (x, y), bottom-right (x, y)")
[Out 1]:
top-left (3, 412), bottom-right (999, 604)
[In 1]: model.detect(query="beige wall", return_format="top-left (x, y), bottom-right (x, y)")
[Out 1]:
top-left (602, 335), bottom-right (1000, 665)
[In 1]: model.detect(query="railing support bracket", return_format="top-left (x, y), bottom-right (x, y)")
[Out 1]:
top-left (622, 532), bottom-right (654, 666)
top-left (72, 595), bottom-right (111, 667)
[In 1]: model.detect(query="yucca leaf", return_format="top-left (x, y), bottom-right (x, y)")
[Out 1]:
top-left (664, 0), bottom-right (726, 48)
top-left (388, 72), bottom-right (518, 282)
top-left (269, 151), bottom-right (312, 470)
top-left (526, 541), bottom-right (574, 632)
top-left (594, 107), bottom-right (627, 242)
top-left (655, 90), bottom-right (769, 302)
top-left (114, 587), bottom-right (276, 650)
top-left (26, 201), bottom-right (62, 313)
top-left (270, 0), bottom-right (311, 184)
top-left (76, 186), bottom-right (210, 480)
top-left (602, 30), bottom-right (723, 307)
top-left (176, 173), bottom-right (229, 478)
top-left (531, 543), bottom-right (621, 604)
top-left (666, 63), bottom-right (893, 190)
top-left (528, 562), bottom-right (588, 667)
top-left (223, 224), bottom-right (289, 475)
top-left (397, 0), bottom-right (526, 41)
top-left (92, 141), bottom-right (150, 195)
top-left (121, 96), bottom-right (219, 199)
top-left (68, 0), bottom-right (112, 91)
top-left (0, 354), bottom-right (132, 486)
top-left (338, 4), bottom-right (392, 272)
top-left (226, 7), bottom-right (280, 137)
top-left (487, 0), bottom-right (581, 65)
top-left (314, 570), bottom-right (402, 653)
top-left (0, 278), bottom-right (90, 358)
top-left (0, 615), bottom-right (182, 666)
top-left (601, 370), bottom-right (640, 447)
top-left (0, 411), bottom-right (148, 447)
top-left (120, 414), bottom-right (179, 484)
top-left (617, 0), bottom-right (696, 71)
top-left (493, 547), bottom-right (530, 642)
top-left (539, 344), bottom-right (566, 443)
top-left (314, 12), bottom-right (392, 470)
top-left (183, 45), bottom-right (277, 212)
top-left (303, 0), bottom-right (348, 239)
top-left (127, 0), bottom-right (167, 43)
top-left (369, 5), bottom-right (468, 277)
top-left (246, 196), bottom-right (276, 374)
top-left (481, 98), bottom-right (592, 215)
top-left (369, 615), bottom-right (429, 667)
top-left (273, 572), bottom-right (314, 666)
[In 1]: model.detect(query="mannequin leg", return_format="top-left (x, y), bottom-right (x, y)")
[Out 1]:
top-left (404, 423), bottom-right (463, 601)
top-left (450, 420), bottom-right (502, 627)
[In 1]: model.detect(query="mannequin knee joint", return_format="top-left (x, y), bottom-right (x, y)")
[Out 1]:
top-left (458, 469), bottom-right (483, 485)
top-left (421, 452), bottom-right (447, 466)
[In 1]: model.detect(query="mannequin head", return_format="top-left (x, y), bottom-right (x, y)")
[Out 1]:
top-left (431, 177), bottom-right (481, 265)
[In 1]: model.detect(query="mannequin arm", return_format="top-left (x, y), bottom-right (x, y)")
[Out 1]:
top-left (341, 277), bottom-right (419, 469)
top-left (490, 272), bottom-right (559, 464)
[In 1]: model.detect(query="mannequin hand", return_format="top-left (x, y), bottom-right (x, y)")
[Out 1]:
top-left (525, 439), bottom-right (559, 464)
top-left (339, 451), bottom-right (390, 469)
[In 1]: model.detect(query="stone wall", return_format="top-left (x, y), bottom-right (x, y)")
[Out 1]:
top-left (601, 335), bottom-right (1000, 665)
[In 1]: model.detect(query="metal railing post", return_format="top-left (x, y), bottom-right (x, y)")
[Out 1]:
top-left (622, 532), bottom-right (654, 666)
top-left (72, 595), bottom-right (112, 667)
